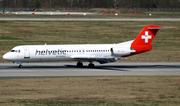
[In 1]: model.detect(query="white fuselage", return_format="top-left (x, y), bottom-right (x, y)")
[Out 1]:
top-left (3, 40), bottom-right (134, 63)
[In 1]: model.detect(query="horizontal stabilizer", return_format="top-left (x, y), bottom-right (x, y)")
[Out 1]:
top-left (148, 27), bottom-right (176, 29)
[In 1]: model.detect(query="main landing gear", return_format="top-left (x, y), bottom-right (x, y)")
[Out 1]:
top-left (77, 61), bottom-right (83, 67)
top-left (77, 61), bottom-right (95, 68)
top-left (88, 63), bottom-right (95, 68)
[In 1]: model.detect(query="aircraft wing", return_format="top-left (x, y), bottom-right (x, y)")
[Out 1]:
top-left (70, 55), bottom-right (116, 64)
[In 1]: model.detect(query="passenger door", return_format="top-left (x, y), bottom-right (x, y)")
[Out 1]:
top-left (24, 47), bottom-right (30, 59)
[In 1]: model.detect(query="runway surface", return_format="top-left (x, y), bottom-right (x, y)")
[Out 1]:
top-left (0, 62), bottom-right (180, 79)
top-left (0, 18), bottom-right (180, 21)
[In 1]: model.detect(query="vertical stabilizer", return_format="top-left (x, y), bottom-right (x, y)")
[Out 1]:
top-left (130, 25), bottom-right (175, 55)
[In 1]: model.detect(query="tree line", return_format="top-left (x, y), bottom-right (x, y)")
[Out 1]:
top-left (1, 0), bottom-right (180, 8)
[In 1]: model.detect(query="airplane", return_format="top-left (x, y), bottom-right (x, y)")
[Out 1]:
top-left (3, 25), bottom-right (175, 68)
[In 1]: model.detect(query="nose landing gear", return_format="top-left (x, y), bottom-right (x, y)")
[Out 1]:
top-left (13, 62), bottom-right (23, 68)
top-left (19, 64), bottom-right (23, 68)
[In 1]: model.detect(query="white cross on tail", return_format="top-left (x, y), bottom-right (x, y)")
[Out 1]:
top-left (141, 31), bottom-right (152, 43)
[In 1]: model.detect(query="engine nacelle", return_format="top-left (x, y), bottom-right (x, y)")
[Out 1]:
top-left (111, 48), bottom-right (135, 56)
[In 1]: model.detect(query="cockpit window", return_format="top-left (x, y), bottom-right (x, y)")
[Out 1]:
top-left (11, 50), bottom-right (15, 52)
top-left (11, 50), bottom-right (21, 53)
top-left (15, 50), bottom-right (21, 53)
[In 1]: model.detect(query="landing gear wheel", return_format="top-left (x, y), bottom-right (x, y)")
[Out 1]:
top-left (77, 62), bottom-right (83, 67)
top-left (88, 63), bottom-right (95, 68)
top-left (19, 65), bottom-right (23, 68)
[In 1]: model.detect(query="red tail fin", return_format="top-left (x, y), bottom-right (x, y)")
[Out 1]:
top-left (131, 25), bottom-right (175, 54)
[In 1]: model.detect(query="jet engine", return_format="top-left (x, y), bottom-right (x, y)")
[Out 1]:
top-left (110, 48), bottom-right (135, 57)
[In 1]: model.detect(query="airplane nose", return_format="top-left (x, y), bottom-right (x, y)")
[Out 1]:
top-left (3, 53), bottom-right (8, 60)
top-left (3, 53), bottom-right (11, 61)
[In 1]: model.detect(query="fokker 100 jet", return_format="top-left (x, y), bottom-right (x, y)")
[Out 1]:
top-left (3, 25), bottom-right (175, 68)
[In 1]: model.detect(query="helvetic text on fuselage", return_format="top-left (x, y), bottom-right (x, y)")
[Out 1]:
top-left (35, 49), bottom-right (68, 55)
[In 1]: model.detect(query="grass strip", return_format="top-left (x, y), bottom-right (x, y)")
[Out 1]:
top-left (0, 76), bottom-right (180, 106)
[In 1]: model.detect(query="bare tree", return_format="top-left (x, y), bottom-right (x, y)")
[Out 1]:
top-left (0, 0), bottom-right (180, 8)
top-left (66, 0), bottom-right (73, 8)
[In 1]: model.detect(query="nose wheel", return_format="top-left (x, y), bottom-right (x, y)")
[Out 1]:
top-left (19, 64), bottom-right (23, 68)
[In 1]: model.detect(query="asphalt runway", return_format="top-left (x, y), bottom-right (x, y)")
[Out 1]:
top-left (0, 18), bottom-right (180, 21)
top-left (0, 62), bottom-right (180, 79)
